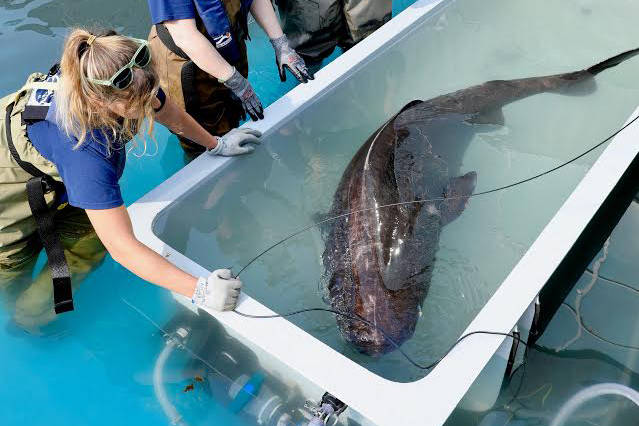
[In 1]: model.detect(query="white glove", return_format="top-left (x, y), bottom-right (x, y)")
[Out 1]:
top-left (208, 128), bottom-right (262, 156)
top-left (192, 269), bottom-right (242, 311)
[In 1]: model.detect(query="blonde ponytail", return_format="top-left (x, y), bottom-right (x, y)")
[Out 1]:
top-left (56, 28), bottom-right (159, 153)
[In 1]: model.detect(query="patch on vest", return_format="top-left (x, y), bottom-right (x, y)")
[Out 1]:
top-left (23, 72), bottom-right (59, 122)
top-left (213, 32), bottom-right (233, 49)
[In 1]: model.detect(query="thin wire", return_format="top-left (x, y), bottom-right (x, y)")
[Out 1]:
top-left (586, 268), bottom-right (639, 296)
top-left (562, 302), bottom-right (639, 351)
top-left (233, 307), bottom-right (533, 370)
top-left (506, 344), bottom-right (530, 407)
top-left (235, 114), bottom-right (639, 277)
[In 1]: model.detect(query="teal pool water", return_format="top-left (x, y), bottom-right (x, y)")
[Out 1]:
top-left (0, 1), bottom-right (414, 425)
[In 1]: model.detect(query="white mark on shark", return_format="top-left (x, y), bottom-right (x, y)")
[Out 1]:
top-left (364, 126), bottom-right (386, 171)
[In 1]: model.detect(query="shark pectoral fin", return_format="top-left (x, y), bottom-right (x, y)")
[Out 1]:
top-left (441, 171), bottom-right (477, 226)
top-left (469, 107), bottom-right (505, 126)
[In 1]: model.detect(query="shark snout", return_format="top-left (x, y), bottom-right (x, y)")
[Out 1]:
top-left (340, 320), bottom-right (411, 356)
top-left (347, 329), bottom-right (396, 356)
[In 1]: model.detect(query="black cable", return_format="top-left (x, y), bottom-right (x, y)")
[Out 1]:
top-left (506, 344), bottom-right (530, 407)
top-left (231, 115), bottom-right (639, 370)
top-left (586, 268), bottom-right (639, 296)
top-left (235, 114), bottom-right (639, 277)
top-left (233, 307), bottom-right (534, 370)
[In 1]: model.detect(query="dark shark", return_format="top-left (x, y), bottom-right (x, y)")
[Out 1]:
top-left (321, 48), bottom-right (639, 356)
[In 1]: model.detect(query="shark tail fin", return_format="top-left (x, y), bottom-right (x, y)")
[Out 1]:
top-left (587, 47), bottom-right (639, 75)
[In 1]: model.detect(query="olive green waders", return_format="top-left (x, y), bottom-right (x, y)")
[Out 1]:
top-left (0, 72), bottom-right (105, 330)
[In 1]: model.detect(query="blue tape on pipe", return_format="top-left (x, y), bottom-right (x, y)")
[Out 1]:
top-left (229, 372), bottom-right (265, 413)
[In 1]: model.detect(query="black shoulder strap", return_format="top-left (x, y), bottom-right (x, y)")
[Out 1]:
top-left (26, 177), bottom-right (74, 313)
top-left (5, 101), bottom-right (74, 314)
top-left (5, 102), bottom-right (48, 177)
top-left (156, 24), bottom-right (190, 60)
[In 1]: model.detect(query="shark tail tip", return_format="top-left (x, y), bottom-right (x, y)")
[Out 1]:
top-left (586, 47), bottom-right (639, 75)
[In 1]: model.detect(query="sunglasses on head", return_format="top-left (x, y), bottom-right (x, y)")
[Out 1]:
top-left (86, 38), bottom-right (152, 90)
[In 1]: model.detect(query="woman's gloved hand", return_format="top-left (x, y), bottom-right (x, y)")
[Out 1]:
top-left (270, 35), bottom-right (314, 83)
top-left (192, 269), bottom-right (242, 311)
top-left (208, 128), bottom-right (262, 156)
top-left (221, 67), bottom-right (264, 121)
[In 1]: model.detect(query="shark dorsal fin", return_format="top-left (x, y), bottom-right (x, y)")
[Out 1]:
top-left (398, 99), bottom-right (423, 114)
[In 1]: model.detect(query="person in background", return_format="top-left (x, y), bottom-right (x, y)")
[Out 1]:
top-left (147, 0), bottom-right (313, 155)
top-left (0, 29), bottom-right (257, 331)
top-left (274, 0), bottom-right (392, 65)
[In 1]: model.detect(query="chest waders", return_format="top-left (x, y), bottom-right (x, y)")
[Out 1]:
top-left (3, 67), bottom-right (74, 314)
top-left (149, 0), bottom-right (252, 153)
top-left (153, 0), bottom-right (252, 104)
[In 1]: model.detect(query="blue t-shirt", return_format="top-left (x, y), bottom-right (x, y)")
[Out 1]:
top-left (27, 98), bottom-right (127, 210)
top-left (148, 0), bottom-right (197, 25)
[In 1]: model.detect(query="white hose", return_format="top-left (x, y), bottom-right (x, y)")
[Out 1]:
top-left (153, 338), bottom-right (187, 426)
top-left (557, 238), bottom-right (610, 351)
top-left (550, 383), bottom-right (639, 426)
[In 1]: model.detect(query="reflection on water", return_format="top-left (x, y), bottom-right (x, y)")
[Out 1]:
top-left (0, 0), bottom-right (150, 35)
top-left (0, 0), bottom-right (150, 91)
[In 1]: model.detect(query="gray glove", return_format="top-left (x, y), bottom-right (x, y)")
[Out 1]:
top-left (221, 67), bottom-right (264, 121)
top-left (192, 269), bottom-right (242, 312)
top-left (208, 128), bottom-right (262, 156)
top-left (270, 35), bottom-right (313, 83)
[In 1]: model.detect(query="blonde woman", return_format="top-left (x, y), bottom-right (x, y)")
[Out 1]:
top-left (0, 29), bottom-right (257, 331)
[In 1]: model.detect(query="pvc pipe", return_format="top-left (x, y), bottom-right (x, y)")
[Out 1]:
top-left (154, 338), bottom-right (187, 426)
